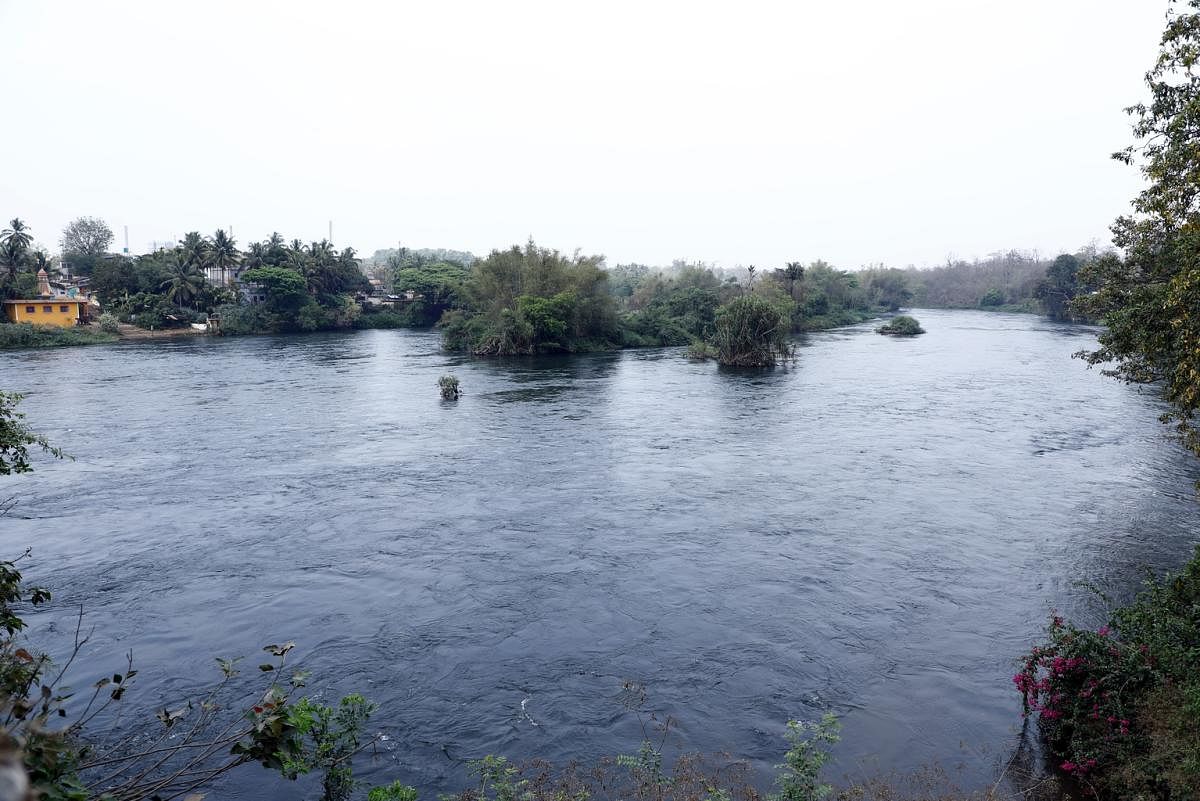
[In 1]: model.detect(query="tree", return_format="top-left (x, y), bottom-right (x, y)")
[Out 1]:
top-left (160, 254), bottom-right (205, 309)
top-left (0, 219), bottom-right (32, 253)
top-left (180, 231), bottom-right (211, 271)
top-left (0, 219), bottom-right (32, 283)
top-left (0, 392), bottom-right (63, 475)
top-left (864, 268), bottom-right (912, 312)
top-left (392, 261), bottom-right (469, 324)
top-left (59, 216), bottom-right (114, 257)
top-left (240, 266), bottom-right (310, 313)
top-left (209, 229), bottom-right (241, 283)
top-left (1033, 254), bottom-right (1080, 320)
top-left (444, 240), bottom-right (619, 354)
top-left (0, 238), bottom-right (26, 282)
top-left (1075, 0), bottom-right (1200, 457)
top-left (783, 261), bottom-right (805, 301)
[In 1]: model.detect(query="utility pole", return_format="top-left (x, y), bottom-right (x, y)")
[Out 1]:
top-left (328, 220), bottom-right (333, 245)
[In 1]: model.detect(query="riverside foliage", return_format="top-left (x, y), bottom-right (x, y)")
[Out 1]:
top-left (1015, 547), bottom-right (1200, 798)
top-left (1072, 0), bottom-right (1200, 462)
top-left (436, 243), bottom-right (884, 358)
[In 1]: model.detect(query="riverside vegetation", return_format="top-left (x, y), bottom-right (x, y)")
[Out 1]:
top-left (5, 216), bottom-right (1098, 358)
top-left (1014, 1), bottom-right (1200, 797)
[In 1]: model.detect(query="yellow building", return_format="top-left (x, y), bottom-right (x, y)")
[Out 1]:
top-left (2, 269), bottom-right (94, 327)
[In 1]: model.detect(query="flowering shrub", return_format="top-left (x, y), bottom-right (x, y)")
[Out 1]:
top-left (1015, 546), bottom-right (1200, 798)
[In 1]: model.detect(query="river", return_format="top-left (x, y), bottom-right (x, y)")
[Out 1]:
top-left (1, 308), bottom-right (1197, 798)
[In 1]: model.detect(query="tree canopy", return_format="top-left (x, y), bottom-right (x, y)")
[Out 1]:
top-left (1075, 0), bottom-right (1200, 458)
top-left (0, 392), bottom-right (63, 475)
top-left (60, 216), bottom-right (114, 257)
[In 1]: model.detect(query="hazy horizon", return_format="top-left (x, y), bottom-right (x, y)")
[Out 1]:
top-left (2, 0), bottom-right (1167, 270)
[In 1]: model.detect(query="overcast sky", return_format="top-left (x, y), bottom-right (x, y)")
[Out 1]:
top-left (1, 1), bottom-right (1168, 269)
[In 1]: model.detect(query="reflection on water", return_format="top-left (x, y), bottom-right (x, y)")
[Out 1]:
top-left (0, 310), bottom-right (1197, 799)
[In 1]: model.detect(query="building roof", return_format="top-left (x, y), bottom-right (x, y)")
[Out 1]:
top-left (3, 298), bottom-right (90, 304)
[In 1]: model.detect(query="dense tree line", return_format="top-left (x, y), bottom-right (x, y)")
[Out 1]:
top-left (1073, 0), bottom-right (1200, 461)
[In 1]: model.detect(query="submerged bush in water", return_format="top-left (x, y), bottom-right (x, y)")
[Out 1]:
top-left (876, 315), bottom-right (925, 336)
top-left (439, 375), bottom-right (462, 400)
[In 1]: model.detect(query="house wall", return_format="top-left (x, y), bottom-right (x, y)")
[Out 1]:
top-left (4, 301), bottom-right (87, 327)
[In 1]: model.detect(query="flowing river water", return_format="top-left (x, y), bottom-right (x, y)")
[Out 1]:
top-left (1, 308), bottom-right (1198, 798)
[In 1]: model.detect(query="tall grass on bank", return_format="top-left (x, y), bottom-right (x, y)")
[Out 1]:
top-left (0, 323), bottom-right (117, 349)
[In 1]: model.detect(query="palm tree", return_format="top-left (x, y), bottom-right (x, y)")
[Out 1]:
top-left (0, 241), bottom-right (28, 282)
top-left (0, 219), bottom-right (32, 252)
top-left (244, 241), bottom-right (267, 271)
top-left (209, 229), bottom-right (241, 285)
top-left (160, 255), bottom-right (205, 309)
top-left (264, 232), bottom-right (287, 266)
top-left (179, 232), bottom-right (211, 271)
top-left (1, 220), bottom-right (32, 282)
top-left (304, 240), bottom-right (340, 295)
top-left (784, 261), bottom-right (805, 301)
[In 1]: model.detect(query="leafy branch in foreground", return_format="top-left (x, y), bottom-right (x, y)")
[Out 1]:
top-left (772, 715), bottom-right (840, 801)
top-left (0, 392), bottom-right (65, 476)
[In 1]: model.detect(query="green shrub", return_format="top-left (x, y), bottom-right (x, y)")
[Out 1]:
top-left (979, 288), bottom-right (1005, 307)
top-left (713, 295), bottom-right (793, 367)
top-left (215, 303), bottom-right (276, 335)
top-left (369, 781), bottom-right (419, 801)
top-left (875, 315), bottom-right (925, 336)
top-left (773, 714), bottom-right (840, 801)
top-left (98, 313), bottom-right (119, 333)
top-left (1015, 546), bottom-right (1200, 798)
top-left (439, 375), bottom-right (461, 400)
top-left (620, 309), bottom-right (693, 347)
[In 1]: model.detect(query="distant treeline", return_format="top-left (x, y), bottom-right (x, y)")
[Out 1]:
top-left (894, 247), bottom-right (1102, 318)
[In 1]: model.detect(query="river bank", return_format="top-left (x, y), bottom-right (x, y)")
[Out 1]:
top-left (0, 321), bottom-right (215, 349)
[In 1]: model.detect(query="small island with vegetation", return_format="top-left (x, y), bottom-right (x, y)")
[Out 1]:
top-left (876, 315), bottom-right (925, 336)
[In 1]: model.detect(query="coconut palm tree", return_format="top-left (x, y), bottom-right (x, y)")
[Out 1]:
top-left (160, 255), bottom-right (205, 309)
top-left (209, 229), bottom-right (241, 285)
top-left (244, 241), bottom-right (267, 271)
top-left (0, 219), bottom-right (32, 252)
top-left (0, 241), bottom-right (27, 282)
top-left (0, 220), bottom-right (32, 282)
top-left (179, 232), bottom-right (210, 270)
